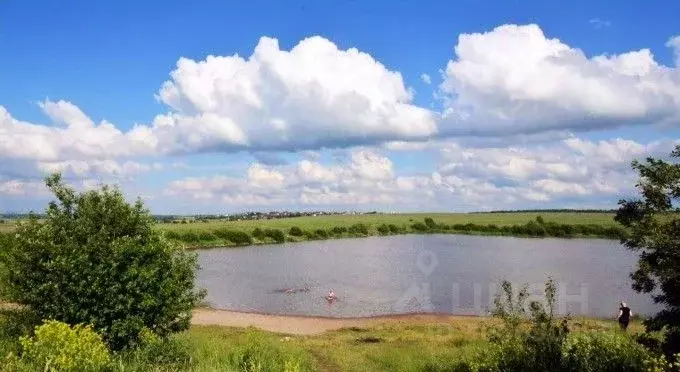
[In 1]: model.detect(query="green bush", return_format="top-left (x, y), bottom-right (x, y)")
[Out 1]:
top-left (412, 222), bottom-right (428, 232)
top-left (562, 331), bottom-right (650, 372)
top-left (525, 221), bottom-right (547, 236)
top-left (314, 229), bottom-right (328, 239)
top-left (264, 229), bottom-right (286, 243)
top-left (18, 320), bottom-right (111, 372)
top-left (490, 278), bottom-right (569, 371)
top-left (0, 174), bottom-right (204, 350)
top-left (348, 223), bottom-right (369, 235)
top-left (199, 231), bottom-right (216, 241)
top-left (213, 229), bottom-right (253, 245)
top-left (164, 230), bottom-right (181, 240)
top-left (289, 227), bottom-right (304, 237)
top-left (120, 328), bottom-right (192, 370)
top-left (180, 231), bottom-right (200, 243)
top-left (331, 226), bottom-right (348, 235)
top-left (252, 228), bottom-right (266, 240)
top-left (377, 224), bottom-right (390, 235)
top-left (424, 217), bottom-right (437, 229)
top-left (388, 224), bottom-right (400, 233)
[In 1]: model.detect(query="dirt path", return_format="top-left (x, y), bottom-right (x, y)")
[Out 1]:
top-left (191, 308), bottom-right (479, 335)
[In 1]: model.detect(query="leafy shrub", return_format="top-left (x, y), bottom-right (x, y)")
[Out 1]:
top-left (536, 215), bottom-right (545, 224)
top-left (213, 229), bottom-right (253, 245)
top-left (252, 228), bottom-right (266, 240)
top-left (289, 227), bottom-right (304, 237)
top-left (388, 224), bottom-right (400, 233)
top-left (377, 224), bottom-right (390, 235)
top-left (348, 223), bottom-right (369, 235)
top-left (0, 174), bottom-right (204, 350)
top-left (264, 229), bottom-right (286, 243)
top-left (643, 353), bottom-right (680, 372)
top-left (18, 320), bottom-right (110, 372)
top-left (562, 331), bottom-right (650, 372)
top-left (525, 221), bottom-right (547, 236)
top-left (314, 229), bottom-right (328, 239)
top-left (490, 278), bottom-right (569, 371)
top-left (199, 231), bottom-right (216, 241)
top-left (331, 226), bottom-right (348, 235)
top-left (411, 222), bottom-right (428, 232)
top-left (424, 217), bottom-right (437, 229)
top-left (180, 231), bottom-right (200, 243)
top-left (164, 230), bottom-right (181, 240)
top-left (120, 328), bottom-right (192, 369)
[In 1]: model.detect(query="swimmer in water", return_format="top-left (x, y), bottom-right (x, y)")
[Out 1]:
top-left (327, 290), bottom-right (337, 301)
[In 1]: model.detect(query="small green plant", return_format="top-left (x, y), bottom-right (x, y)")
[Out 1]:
top-left (18, 320), bottom-right (110, 372)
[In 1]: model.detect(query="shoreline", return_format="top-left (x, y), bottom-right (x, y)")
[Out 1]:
top-left (190, 308), bottom-right (629, 335)
top-left (191, 308), bottom-right (484, 335)
top-left (182, 231), bottom-right (621, 250)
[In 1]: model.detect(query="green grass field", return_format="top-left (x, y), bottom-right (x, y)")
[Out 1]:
top-left (147, 317), bottom-right (642, 372)
top-left (152, 212), bottom-right (623, 248)
top-left (159, 212), bottom-right (618, 233)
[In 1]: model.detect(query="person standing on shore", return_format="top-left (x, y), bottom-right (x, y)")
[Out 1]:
top-left (618, 301), bottom-right (632, 330)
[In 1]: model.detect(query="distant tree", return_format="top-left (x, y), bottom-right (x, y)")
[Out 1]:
top-left (0, 174), bottom-right (204, 350)
top-left (615, 145), bottom-right (680, 355)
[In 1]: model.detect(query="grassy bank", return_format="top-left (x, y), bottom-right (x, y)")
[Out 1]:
top-left (0, 212), bottom-right (624, 249)
top-left (153, 212), bottom-right (623, 248)
top-left (0, 311), bottom-right (646, 372)
top-left (179, 317), bottom-right (643, 372)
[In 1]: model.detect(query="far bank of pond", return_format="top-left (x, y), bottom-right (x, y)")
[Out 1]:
top-left (196, 234), bottom-right (655, 319)
top-left (161, 215), bottom-right (625, 249)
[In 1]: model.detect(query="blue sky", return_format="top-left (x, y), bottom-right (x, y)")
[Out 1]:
top-left (1, 0), bottom-right (679, 214)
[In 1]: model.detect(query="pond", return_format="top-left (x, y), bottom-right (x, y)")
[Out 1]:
top-left (197, 234), bottom-right (657, 318)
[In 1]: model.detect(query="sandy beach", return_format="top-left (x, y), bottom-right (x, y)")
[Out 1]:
top-left (191, 308), bottom-right (478, 335)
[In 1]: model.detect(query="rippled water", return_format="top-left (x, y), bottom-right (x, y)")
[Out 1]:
top-left (197, 234), bottom-right (657, 318)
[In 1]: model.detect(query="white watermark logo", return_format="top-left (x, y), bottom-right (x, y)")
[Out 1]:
top-left (393, 244), bottom-right (438, 313)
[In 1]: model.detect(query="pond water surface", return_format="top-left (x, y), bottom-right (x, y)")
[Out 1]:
top-left (197, 234), bottom-right (657, 318)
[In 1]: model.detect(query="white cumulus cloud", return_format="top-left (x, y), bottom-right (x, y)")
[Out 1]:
top-left (151, 36), bottom-right (437, 153)
top-left (440, 24), bottom-right (680, 136)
